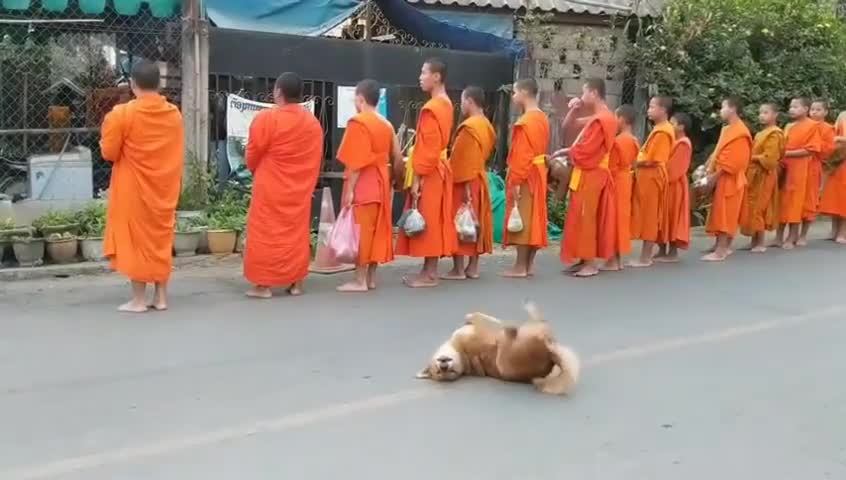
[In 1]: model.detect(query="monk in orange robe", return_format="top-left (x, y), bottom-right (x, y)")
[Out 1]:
top-left (396, 58), bottom-right (455, 288)
top-left (655, 112), bottom-right (692, 263)
top-left (502, 78), bottom-right (550, 278)
top-left (775, 97), bottom-right (822, 250)
top-left (101, 61), bottom-right (184, 313)
top-left (244, 72), bottom-right (323, 298)
top-left (442, 86), bottom-right (496, 280)
top-left (819, 111), bottom-right (846, 243)
top-left (553, 79), bottom-right (617, 277)
top-left (740, 103), bottom-right (784, 253)
top-left (630, 96), bottom-right (674, 267)
top-left (797, 100), bottom-right (836, 246)
top-left (336, 80), bottom-right (400, 292)
top-left (602, 104), bottom-right (640, 271)
top-left (701, 97), bottom-right (753, 262)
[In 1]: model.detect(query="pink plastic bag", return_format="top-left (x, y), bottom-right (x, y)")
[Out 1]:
top-left (328, 207), bottom-right (360, 264)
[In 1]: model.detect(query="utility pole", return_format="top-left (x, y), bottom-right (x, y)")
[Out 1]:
top-left (181, 0), bottom-right (210, 184)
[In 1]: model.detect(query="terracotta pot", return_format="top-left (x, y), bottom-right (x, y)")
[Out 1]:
top-left (173, 231), bottom-right (201, 257)
top-left (206, 229), bottom-right (237, 255)
top-left (46, 238), bottom-right (78, 264)
top-left (13, 239), bottom-right (45, 267)
top-left (80, 237), bottom-right (105, 261)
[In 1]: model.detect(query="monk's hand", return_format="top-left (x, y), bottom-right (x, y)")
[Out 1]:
top-left (411, 176), bottom-right (421, 199)
top-left (568, 97), bottom-right (583, 110)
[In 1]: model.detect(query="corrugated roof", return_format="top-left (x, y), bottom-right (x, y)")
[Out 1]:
top-left (406, 0), bottom-right (663, 16)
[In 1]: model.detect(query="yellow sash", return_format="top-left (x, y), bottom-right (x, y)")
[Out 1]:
top-left (569, 153), bottom-right (610, 191)
top-left (403, 147), bottom-right (448, 189)
top-left (532, 154), bottom-right (546, 166)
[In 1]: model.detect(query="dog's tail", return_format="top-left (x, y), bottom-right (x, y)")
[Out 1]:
top-left (533, 342), bottom-right (581, 396)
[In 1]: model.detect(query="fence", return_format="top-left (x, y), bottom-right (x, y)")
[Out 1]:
top-left (0, 4), bottom-right (181, 203)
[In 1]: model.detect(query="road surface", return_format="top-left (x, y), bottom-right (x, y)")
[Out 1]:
top-left (1, 229), bottom-right (845, 479)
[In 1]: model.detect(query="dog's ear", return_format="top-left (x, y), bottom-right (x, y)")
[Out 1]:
top-left (415, 365), bottom-right (432, 379)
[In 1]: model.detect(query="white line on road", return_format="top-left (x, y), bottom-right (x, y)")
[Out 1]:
top-left (4, 304), bottom-right (844, 480)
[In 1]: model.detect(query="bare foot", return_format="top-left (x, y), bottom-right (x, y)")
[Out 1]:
top-left (701, 252), bottom-right (728, 262)
top-left (464, 267), bottom-right (480, 279)
top-left (118, 301), bottom-right (148, 313)
top-left (796, 238), bottom-right (808, 247)
top-left (402, 274), bottom-right (438, 288)
top-left (500, 268), bottom-right (529, 278)
top-left (835, 237), bottom-right (846, 245)
top-left (654, 255), bottom-right (680, 264)
top-left (246, 287), bottom-right (272, 299)
top-left (572, 264), bottom-right (599, 278)
top-left (337, 282), bottom-right (369, 293)
top-left (782, 241), bottom-right (796, 250)
top-left (600, 259), bottom-right (621, 272)
top-left (565, 261), bottom-right (584, 273)
top-left (148, 303), bottom-right (168, 311)
top-left (440, 270), bottom-right (467, 281)
top-left (626, 259), bottom-right (653, 268)
top-left (768, 241), bottom-right (783, 248)
top-left (750, 245), bottom-right (767, 253)
top-left (286, 285), bottom-right (304, 296)
top-left (367, 281), bottom-right (377, 289)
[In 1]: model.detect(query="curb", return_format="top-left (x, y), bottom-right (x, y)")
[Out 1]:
top-left (0, 255), bottom-right (241, 282)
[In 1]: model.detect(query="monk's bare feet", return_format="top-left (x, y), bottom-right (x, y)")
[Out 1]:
top-left (148, 302), bottom-right (168, 311)
top-left (501, 268), bottom-right (529, 278)
top-left (600, 258), bottom-right (621, 272)
top-left (337, 281), bottom-right (369, 293)
top-left (403, 274), bottom-right (438, 288)
top-left (626, 259), bottom-right (653, 268)
top-left (654, 255), bottom-right (680, 263)
top-left (782, 241), bottom-right (796, 250)
top-left (246, 286), bottom-right (272, 299)
top-left (701, 251), bottom-right (728, 262)
top-left (565, 261), bottom-right (584, 273)
top-left (286, 284), bottom-right (304, 296)
top-left (835, 236), bottom-right (846, 245)
top-left (750, 245), bottom-right (767, 253)
top-left (796, 238), bottom-right (809, 247)
top-left (440, 269), bottom-right (467, 281)
top-left (572, 264), bottom-right (599, 278)
top-left (768, 240), bottom-right (783, 248)
top-left (118, 300), bottom-right (148, 313)
top-left (464, 267), bottom-right (480, 279)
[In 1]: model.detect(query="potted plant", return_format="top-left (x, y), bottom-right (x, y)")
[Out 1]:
top-left (32, 210), bottom-right (79, 238)
top-left (177, 151), bottom-right (211, 219)
top-left (174, 216), bottom-right (204, 257)
top-left (77, 202), bottom-right (107, 261)
top-left (1, 218), bottom-right (33, 258)
top-left (11, 234), bottom-right (45, 267)
top-left (45, 232), bottom-right (79, 264)
top-left (206, 212), bottom-right (239, 254)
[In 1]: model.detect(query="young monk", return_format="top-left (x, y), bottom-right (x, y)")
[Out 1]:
top-left (244, 72), bottom-right (323, 298)
top-left (740, 103), bottom-right (784, 253)
top-left (819, 111), bottom-right (846, 243)
top-left (630, 96), bottom-right (675, 267)
top-left (396, 58), bottom-right (455, 287)
top-left (775, 97), bottom-right (822, 249)
top-left (602, 104), bottom-right (640, 271)
top-left (701, 97), bottom-right (753, 262)
top-left (797, 100), bottom-right (836, 246)
top-left (554, 78), bottom-right (618, 278)
top-left (655, 112), bottom-right (692, 263)
top-left (502, 78), bottom-right (550, 278)
top-left (336, 79), bottom-right (400, 292)
top-left (101, 61), bottom-right (184, 313)
top-left (443, 85), bottom-right (497, 280)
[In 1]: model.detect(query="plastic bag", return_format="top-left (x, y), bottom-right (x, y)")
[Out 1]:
top-left (455, 202), bottom-right (478, 243)
top-left (507, 203), bottom-right (524, 233)
top-left (327, 207), bottom-right (360, 264)
top-left (402, 197), bottom-right (426, 237)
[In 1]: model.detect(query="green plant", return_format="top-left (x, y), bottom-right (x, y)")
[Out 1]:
top-left (178, 151), bottom-right (212, 211)
top-left (76, 202), bottom-right (107, 238)
top-left (32, 210), bottom-right (78, 231)
top-left (1, 218), bottom-right (14, 230)
top-left (10, 234), bottom-right (38, 244)
top-left (47, 232), bottom-right (75, 242)
top-left (547, 192), bottom-right (568, 229)
top-left (207, 184), bottom-right (249, 231)
top-left (175, 215), bottom-right (207, 233)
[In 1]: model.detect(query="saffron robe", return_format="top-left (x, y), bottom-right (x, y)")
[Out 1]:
top-left (665, 137), bottom-right (692, 249)
top-left (396, 96), bottom-right (456, 257)
top-left (450, 114), bottom-right (497, 256)
top-left (561, 108), bottom-right (618, 263)
top-left (819, 120), bottom-right (846, 218)
top-left (503, 110), bottom-right (550, 248)
top-left (337, 110), bottom-right (395, 266)
top-left (740, 126), bottom-right (784, 235)
top-left (243, 104), bottom-right (323, 286)
top-left (780, 118), bottom-right (822, 224)
top-left (101, 94), bottom-right (184, 283)
top-left (705, 121), bottom-right (753, 237)
top-left (802, 121), bottom-right (835, 221)
top-left (609, 132), bottom-right (639, 256)
top-left (631, 121), bottom-right (674, 243)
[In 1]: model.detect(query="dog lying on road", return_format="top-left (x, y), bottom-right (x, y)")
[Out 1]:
top-left (416, 302), bottom-right (580, 395)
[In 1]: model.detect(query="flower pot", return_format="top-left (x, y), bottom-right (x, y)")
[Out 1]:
top-left (206, 229), bottom-right (237, 255)
top-left (46, 238), bottom-right (78, 264)
top-left (174, 231), bottom-right (201, 257)
top-left (80, 237), bottom-right (105, 261)
top-left (13, 239), bottom-right (45, 267)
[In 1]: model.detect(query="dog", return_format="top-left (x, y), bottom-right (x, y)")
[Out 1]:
top-left (415, 302), bottom-right (580, 395)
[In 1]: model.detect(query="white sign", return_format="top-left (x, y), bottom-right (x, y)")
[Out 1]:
top-left (225, 93), bottom-right (315, 177)
top-left (336, 85), bottom-right (388, 129)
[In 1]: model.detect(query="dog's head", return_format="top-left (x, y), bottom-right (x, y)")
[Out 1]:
top-left (416, 342), bottom-right (464, 382)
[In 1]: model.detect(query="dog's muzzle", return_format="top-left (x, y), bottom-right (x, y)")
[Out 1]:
top-left (436, 356), bottom-right (452, 372)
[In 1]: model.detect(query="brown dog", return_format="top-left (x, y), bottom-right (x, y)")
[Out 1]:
top-left (416, 302), bottom-right (580, 395)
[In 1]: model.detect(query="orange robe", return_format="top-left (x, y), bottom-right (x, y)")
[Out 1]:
top-left (820, 121), bottom-right (846, 218)
top-left (631, 121), bottom-right (674, 242)
top-left (450, 114), bottom-right (497, 256)
top-left (101, 95), bottom-right (184, 283)
top-left (243, 104), bottom-right (323, 286)
top-left (802, 121), bottom-right (835, 222)
top-left (503, 110), bottom-right (550, 248)
top-left (665, 137), bottom-right (691, 249)
top-left (705, 122), bottom-right (753, 237)
top-left (396, 97), bottom-right (455, 257)
top-left (740, 126), bottom-right (784, 235)
top-left (609, 132), bottom-right (639, 256)
top-left (780, 118), bottom-right (822, 224)
top-left (337, 111), bottom-right (394, 266)
top-left (561, 109), bottom-right (618, 263)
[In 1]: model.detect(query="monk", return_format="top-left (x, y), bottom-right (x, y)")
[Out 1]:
top-left (101, 60), bottom-right (184, 313)
top-left (336, 79), bottom-right (400, 292)
top-left (655, 112), bottom-right (692, 263)
top-left (775, 97), bottom-right (822, 250)
top-left (502, 78), bottom-right (550, 278)
top-left (701, 97), bottom-right (753, 262)
top-left (819, 111), bottom-right (846, 243)
top-left (244, 72), bottom-right (323, 298)
top-left (602, 104), bottom-right (640, 271)
top-left (739, 103), bottom-right (784, 253)
top-left (630, 96), bottom-right (675, 267)
top-left (797, 100), bottom-right (836, 246)
top-left (553, 78), bottom-right (617, 277)
top-left (442, 85), bottom-right (496, 280)
top-left (396, 58), bottom-right (455, 287)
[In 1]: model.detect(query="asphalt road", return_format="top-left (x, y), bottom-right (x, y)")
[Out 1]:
top-left (1, 229), bottom-right (845, 480)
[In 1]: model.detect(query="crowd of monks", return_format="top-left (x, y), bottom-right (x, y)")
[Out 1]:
top-left (100, 59), bottom-right (846, 310)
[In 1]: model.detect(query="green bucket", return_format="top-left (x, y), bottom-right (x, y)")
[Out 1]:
top-left (487, 171), bottom-right (506, 244)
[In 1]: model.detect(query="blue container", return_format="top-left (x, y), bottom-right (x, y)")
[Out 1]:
top-left (41, 0), bottom-right (68, 12)
top-left (113, 0), bottom-right (141, 15)
top-left (79, 0), bottom-right (106, 14)
top-left (1, 0), bottom-right (31, 11)
top-left (149, 0), bottom-right (178, 18)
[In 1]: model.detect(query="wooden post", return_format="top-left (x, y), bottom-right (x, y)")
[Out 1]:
top-left (181, 0), bottom-right (210, 184)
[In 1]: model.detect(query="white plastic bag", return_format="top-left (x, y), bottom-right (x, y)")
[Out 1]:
top-left (455, 202), bottom-right (478, 243)
top-left (327, 207), bottom-right (360, 264)
top-left (402, 198), bottom-right (426, 237)
top-left (507, 203), bottom-right (524, 233)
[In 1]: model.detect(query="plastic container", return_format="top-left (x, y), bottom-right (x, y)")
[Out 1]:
top-left (41, 0), bottom-right (68, 12)
top-left (488, 172), bottom-right (506, 244)
top-left (79, 0), bottom-right (107, 14)
top-left (1, 0), bottom-right (31, 11)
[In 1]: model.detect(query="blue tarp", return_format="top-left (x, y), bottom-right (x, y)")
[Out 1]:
top-left (207, 0), bottom-right (360, 37)
top-left (423, 8), bottom-right (514, 39)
